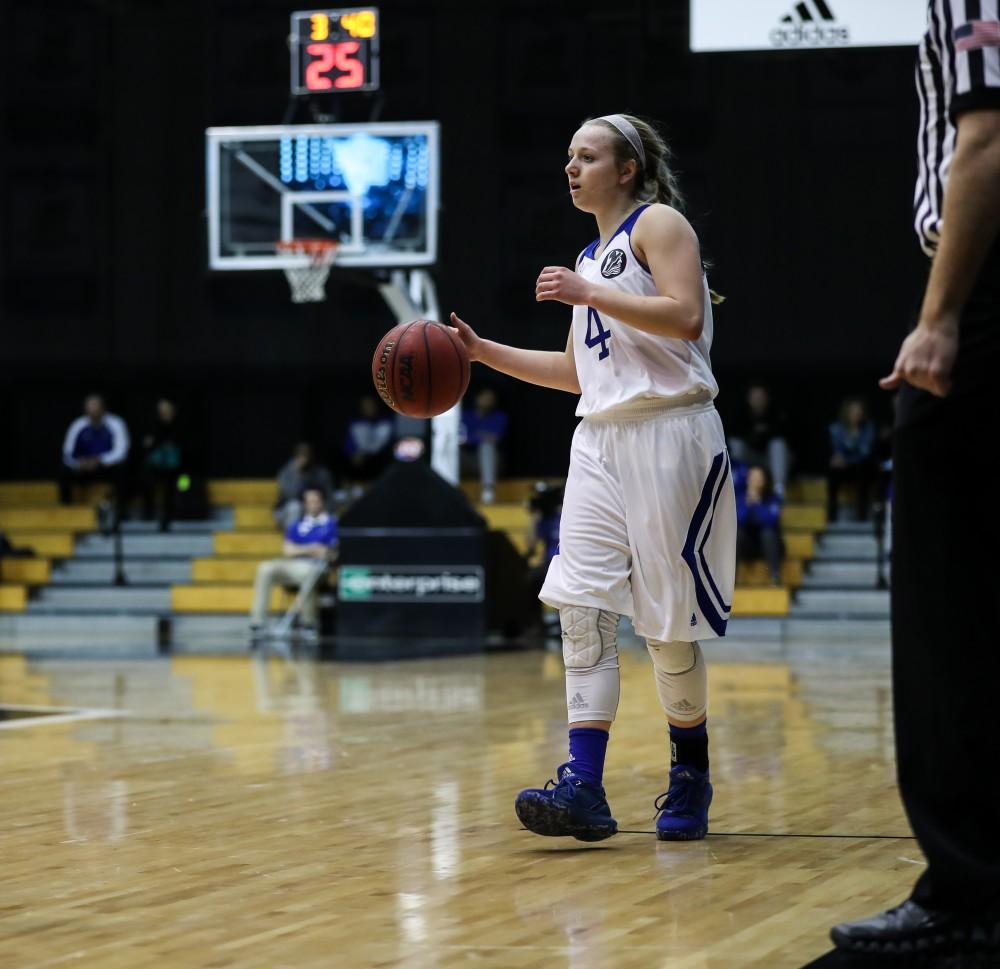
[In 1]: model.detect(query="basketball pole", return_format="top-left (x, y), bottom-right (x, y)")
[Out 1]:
top-left (377, 269), bottom-right (460, 485)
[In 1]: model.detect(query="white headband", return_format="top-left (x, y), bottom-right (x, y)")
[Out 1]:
top-left (595, 114), bottom-right (646, 170)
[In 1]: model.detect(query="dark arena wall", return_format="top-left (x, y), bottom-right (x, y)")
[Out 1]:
top-left (1, 0), bottom-right (922, 479)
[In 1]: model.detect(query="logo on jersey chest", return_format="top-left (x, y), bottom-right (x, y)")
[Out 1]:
top-left (600, 248), bottom-right (627, 278)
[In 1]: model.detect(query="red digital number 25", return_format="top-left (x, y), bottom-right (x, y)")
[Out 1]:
top-left (306, 42), bottom-right (363, 90)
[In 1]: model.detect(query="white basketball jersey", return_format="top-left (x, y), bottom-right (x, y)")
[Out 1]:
top-left (572, 204), bottom-right (719, 417)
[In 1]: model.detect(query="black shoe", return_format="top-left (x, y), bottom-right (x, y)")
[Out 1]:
top-left (831, 899), bottom-right (1000, 956)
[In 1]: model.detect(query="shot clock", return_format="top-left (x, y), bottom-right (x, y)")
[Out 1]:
top-left (290, 8), bottom-right (380, 94)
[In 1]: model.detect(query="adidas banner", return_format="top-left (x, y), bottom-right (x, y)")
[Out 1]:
top-left (690, 0), bottom-right (927, 52)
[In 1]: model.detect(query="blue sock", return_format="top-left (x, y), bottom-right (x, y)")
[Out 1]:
top-left (567, 727), bottom-right (609, 786)
top-left (669, 721), bottom-right (709, 774)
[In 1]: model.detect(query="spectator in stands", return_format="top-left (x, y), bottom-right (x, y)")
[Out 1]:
top-left (60, 394), bottom-right (130, 506)
top-left (274, 443), bottom-right (335, 530)
top-left (251, 487), bottom-right (337, 637)
top-left (139, 398), bottom-right (184, 531)
top-left (528, 482), bottom-right (564, 636)
top-left (343, 396), bottom-right (394, 483)
top-left (728, 382), bottom-right (790, 497)
top-left (460, 388), bottom-right (508, 504)
top-left (736, 465), bottom-right (784, 586)
top-left (827, 396), bottom-right (877, 522)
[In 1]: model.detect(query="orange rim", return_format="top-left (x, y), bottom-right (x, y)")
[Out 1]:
top-left (276, 239), bottom-right (339, 263)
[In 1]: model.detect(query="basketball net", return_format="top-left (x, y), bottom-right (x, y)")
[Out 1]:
top-left (276, 239), bottom-right (339, 303)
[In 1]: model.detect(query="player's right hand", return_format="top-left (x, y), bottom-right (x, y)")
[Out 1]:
top-left (448, 312), bottom-right (484, 362)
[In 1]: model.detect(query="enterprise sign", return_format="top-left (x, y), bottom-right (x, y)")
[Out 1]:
top-left (690, 0), bottom-right (927, 52)
top-left (339, 565), bottom-right (485, 603)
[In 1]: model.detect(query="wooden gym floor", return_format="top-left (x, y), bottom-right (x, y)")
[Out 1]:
top-left (0, 634), bottom-right (917, 969)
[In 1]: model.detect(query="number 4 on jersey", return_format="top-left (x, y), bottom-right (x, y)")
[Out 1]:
top-left (585, 307), bottom-right (612, 360)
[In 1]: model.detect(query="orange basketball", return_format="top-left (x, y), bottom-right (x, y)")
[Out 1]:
top-left (372, 320), bottom-right (471, 418)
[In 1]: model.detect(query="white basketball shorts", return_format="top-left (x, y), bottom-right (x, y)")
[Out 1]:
top-left (540, 399), bottom-right (736, 643)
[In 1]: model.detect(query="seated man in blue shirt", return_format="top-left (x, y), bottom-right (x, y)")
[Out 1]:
top-left (250, 487), bottom-right (337, 635)
top-left (59, 394), bottom-right (131, 505)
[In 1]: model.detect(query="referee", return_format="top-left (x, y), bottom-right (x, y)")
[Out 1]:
top-left (831, 0), bottom-right (1000, 956)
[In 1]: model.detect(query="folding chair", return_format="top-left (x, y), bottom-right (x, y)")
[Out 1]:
top-left (272, 559), bottom-right (330, 639)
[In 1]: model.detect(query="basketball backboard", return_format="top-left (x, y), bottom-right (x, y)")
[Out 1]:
top-left (206, 122), bottom-right (439, 270)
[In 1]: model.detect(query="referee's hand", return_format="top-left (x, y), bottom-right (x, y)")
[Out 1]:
top-left (879, 321), bottom-right (958, 398)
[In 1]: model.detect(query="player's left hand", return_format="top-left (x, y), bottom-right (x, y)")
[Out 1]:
top-left (879, 319), bottom-right (958, 397)
top-left (536, 266), bottom-right (592, 306)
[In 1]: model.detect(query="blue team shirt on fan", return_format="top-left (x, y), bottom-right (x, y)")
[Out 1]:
top-left (536, 513), bottom-right (561, 564)
top-left (735, 494), bottom-right (782, 530)
top-left (461, 409), bottom-right (508, 446)
top-left (72, 424), bottom-right (114, 460)
top-left (731, 461), bottom-right (749, 499)
top-left (285, 513), bottom-right (337, 547)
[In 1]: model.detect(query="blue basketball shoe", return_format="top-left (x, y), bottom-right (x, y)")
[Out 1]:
top-left (515, 763), bottom-right (618, 842)
top-left (654, 765), bottom-right (712, 841)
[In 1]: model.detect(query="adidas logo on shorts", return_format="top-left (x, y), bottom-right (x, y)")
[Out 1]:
top-left (568, 692), bottom-right (587, 710)
top-left (690, 613), bottom-right (697, 627)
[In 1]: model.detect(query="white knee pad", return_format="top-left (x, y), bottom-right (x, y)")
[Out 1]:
top-left (560, 606), bottom-right (620, 723)
top-left (646, 639), bottom-right (707, 724)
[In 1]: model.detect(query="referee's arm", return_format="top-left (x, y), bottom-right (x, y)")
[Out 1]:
top-left (882, 0), bottom-right (1000, 397)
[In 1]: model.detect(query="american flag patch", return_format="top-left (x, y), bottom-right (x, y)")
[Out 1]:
top-left (954, 20), bottom-right (1000, 53)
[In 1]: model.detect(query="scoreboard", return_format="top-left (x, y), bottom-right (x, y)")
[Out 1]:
top-left (290, 8), bottom-right (380, 94)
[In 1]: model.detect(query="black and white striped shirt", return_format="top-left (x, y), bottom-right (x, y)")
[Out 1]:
top-left (915, 0), bottom-right (1000, 256)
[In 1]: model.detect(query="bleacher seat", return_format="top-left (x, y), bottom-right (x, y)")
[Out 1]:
top-left (171, 585), bottom-right (290, 614)
top-left (207, 480), bottom-right (278, 505)
top-left (0, 585), bottom-right (27, 612)
top-left (3, 533), bottom-right (74, 558)
top-left (732, 586), bottom-right (790, 616)
top-left (0, 559), bottom-right (51, 584)
top-left (784, 478), bottom-right (828, 503)
top-left (213, 532), bottom-right (283, 557)
top-left (780, 505), bottom-right (826, 530)
top-left (0, 507), bottom-right (96, 531)
top-left (736, 560), bottom-right (804, 588)
top-left (0, 482), bottom-right (59, 505)
top-left (191, 559), bottom-right (261, 583)
top-left (784, 532), bottom-right (815, 559)
top-left (233, 507), bottom-right (276, 529)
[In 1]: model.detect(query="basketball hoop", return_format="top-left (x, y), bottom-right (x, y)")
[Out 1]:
top-left (275, 239), bottom-right (339, 303)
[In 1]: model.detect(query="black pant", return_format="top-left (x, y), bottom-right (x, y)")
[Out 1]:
top-left (891, 390), bottom-right (1000, 915)
top-left (138, 468), bottom-right (177, 528)
top-left (890, 241), bottom-right (1000, 916)
top-left (827, 461), bottom-right (875, 522)
top-left (736, 524), bottom-right (783, 581)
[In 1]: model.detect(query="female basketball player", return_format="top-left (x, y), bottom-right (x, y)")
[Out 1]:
top-left (449, 114), bottom-right (735, 842)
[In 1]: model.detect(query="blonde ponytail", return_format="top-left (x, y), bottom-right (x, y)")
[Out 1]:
top-left (589, 114), bottom-right (684, 210)
top-left (588, 114), bottom-right (726, 305)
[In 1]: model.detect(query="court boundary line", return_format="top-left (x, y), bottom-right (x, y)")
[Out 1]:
top-left (0, 703), bottom-right (127, 729)
top-left (528, 827), bottom-right (917, 840)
